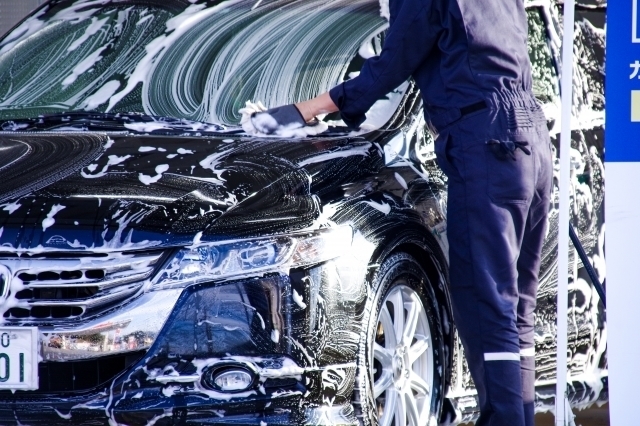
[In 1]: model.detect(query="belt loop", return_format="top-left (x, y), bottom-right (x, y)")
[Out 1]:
top-left (459, 100), bottom-right (487, 116)
top-left (429, 101), bottom-right (488, 132)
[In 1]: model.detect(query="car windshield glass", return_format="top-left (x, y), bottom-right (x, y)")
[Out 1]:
top-left (0, 0), bottom-right (404, 128)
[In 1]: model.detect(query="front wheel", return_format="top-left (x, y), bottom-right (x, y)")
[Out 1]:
top-left (355, 252), bottom-right (446, 426)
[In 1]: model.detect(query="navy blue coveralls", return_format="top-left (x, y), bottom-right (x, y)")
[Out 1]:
top-left (329, 0), bottom-right (552, 425)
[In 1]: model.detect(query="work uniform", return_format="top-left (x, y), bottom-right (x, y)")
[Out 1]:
top-left (329, 0), bottom-right (553, 425)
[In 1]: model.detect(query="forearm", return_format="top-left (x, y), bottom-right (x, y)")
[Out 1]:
top-left (295, 92), bottom-right (338, 122)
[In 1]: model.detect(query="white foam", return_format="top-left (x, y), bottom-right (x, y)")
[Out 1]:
top-left (106, 0), bottom-right (245, 112)
top-left (298, 144), bottom-right (371, 167)
top-left (138, 164), bottom-right (169, 185)
top-left (363, 200), bottom-right (391, 215)
top-left (394, 172), bottom-right (407, 189)
top-left (124, 122), bottom-right (170, 133)
top-left (379, 0), bottom-right (390, 20)
top-left (1, 202), bottom-right (21, 215)
top-left (68, 16), bottom-right (109, 52)
top-left (136, 14), bottom-right (153, 27)
top-left (81, 80), bottom-right (121, 110)
top-left (54, 409), bottom-right (72, 420)
top-left (292, 289), bottom-right (307, 309)
top-left (199, 150), bottom-right (231, 184)
top-left (42, 204), bottom-right (66, 232)
top-left (192, 231), bottom-right (203, 245)
top-left (62, 44), bottom-right (109, 87)
top-left (82, 155), bottom-right (131, 179)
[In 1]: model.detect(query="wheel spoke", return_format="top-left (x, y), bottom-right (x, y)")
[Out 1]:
top-left (378, 304), bottom-right (397, 347)
top-left (401, 292), bottom-right (421, 345)
top-left (379, 388), bottom-right (398, 426)
top-left (374, 370), bottom-right (394, 398)
top-left (390, 289), bottom-right (405, 340)
top-left (373, 342), bottom-right (393, 368)
top-left (408, 334), bottom-right (429, 364)
top-left (409, 372), bottom-right (430, 397)
top-left (394, 389), bottom-right (406, 426)
top-left (405, 391), bottom-right (421, 426)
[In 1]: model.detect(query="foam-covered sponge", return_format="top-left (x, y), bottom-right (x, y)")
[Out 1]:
top-left (239, 101), bottom-right (328, 138)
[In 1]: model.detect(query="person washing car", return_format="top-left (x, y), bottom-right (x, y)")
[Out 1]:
top-left (241, 0), bottom-right (552, 425)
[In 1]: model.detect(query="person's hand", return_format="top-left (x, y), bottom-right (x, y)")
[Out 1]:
top-left (239, 101), bottom-right (328, 138)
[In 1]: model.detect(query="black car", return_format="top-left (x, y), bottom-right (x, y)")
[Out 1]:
top-left (0, 0), bottom-right (606, 425)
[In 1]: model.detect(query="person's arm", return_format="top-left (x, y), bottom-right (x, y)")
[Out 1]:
top-left (298, 0), bottom-right (440, 127)
top-left (295, 92), bottom-right (339, 122)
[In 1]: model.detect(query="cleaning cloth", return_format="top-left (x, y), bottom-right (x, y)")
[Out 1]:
top-left (239, 101), bottom-right (328, 138)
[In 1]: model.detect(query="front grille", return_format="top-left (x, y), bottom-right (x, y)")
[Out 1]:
top-left (0, 251), bottom-right (166, 323)
top-left (0, 351), bottom-right (145, 395)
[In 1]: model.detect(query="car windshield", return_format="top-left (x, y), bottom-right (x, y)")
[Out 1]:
top-left (0, 0), bottom-right (404, 128)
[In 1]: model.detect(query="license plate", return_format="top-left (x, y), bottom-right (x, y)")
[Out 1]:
top-left (0, 327), bottom-right (38, 390)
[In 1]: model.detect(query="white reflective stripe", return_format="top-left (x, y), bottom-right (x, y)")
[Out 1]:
top-left (520, 347), bottom-right (535, 357)
top-left (483, 352), bottom-right (520, 361)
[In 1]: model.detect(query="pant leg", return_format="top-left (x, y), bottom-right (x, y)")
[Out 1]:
top-left (517, 130), bottom-right (553, 426)
top-left (436, 108), bottom-right (548, 426)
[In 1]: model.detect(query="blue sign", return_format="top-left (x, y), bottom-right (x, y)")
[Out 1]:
top-left (606, 0), bottom-right (640, 161)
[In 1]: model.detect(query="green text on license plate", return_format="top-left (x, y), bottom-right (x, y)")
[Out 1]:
top-left (0, 327), bottom-right (38, 390)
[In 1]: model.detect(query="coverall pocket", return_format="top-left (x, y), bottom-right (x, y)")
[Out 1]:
top-left (484, 137), bottom-right (536, 204)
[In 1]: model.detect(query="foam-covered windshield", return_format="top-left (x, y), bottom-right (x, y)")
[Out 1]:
top-left (0, 0), bottom-right (406, 128)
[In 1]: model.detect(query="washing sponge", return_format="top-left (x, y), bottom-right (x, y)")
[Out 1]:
top-left (239, 101), bottom-right (328, 138)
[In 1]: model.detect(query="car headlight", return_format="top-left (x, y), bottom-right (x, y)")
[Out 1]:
top-left (152, 226), bottom-right (353, 289)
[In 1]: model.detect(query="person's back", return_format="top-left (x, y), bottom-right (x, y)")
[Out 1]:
top-left (330, 0), bottom-right (536, 130)
top-left (415, 0), bottom-right (533, 120)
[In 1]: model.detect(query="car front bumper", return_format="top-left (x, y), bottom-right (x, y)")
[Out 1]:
top-left (0, 270), bottom-right (363, 426)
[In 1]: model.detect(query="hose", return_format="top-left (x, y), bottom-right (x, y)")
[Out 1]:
top-left (568, 223), bottom-right (606, 308)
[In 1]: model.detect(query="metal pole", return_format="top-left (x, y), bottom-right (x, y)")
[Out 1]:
top-left (556, 0), bottom-right (576, 424)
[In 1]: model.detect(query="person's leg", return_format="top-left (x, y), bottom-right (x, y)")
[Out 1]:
top-left (516, 128), bottom-right (553, 426)
top-left (516, 208), bottom-right (546, 426)
top-left (439, 122), bottom-right (537, 426)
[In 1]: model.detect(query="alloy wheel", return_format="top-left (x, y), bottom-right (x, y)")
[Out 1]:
top-left (371, 284), bottom-right (433, 426)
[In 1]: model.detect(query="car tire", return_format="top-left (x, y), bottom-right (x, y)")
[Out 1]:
top-left (354, 252), bottom-right (445, 426)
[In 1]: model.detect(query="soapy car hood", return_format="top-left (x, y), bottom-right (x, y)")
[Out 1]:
top-left (0, 124), bottom-right (381, 252)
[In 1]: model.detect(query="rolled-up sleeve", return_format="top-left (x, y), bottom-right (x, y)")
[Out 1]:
top-left (329, 0), bottom-right (439, 128)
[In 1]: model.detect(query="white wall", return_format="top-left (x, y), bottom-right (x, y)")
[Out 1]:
top-left (606, 162), bottom-right (640, 426)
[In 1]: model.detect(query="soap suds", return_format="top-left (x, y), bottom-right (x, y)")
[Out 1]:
top-left (42, 204), bottom-right (66, 232)
top-left (139, 164), bottom-right (169, 185)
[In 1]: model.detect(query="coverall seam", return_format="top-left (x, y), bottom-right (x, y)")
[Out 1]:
top-left (450, 0), bottom-right (482, 91)
top-left (457, 134), bottom-right (500, 414)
